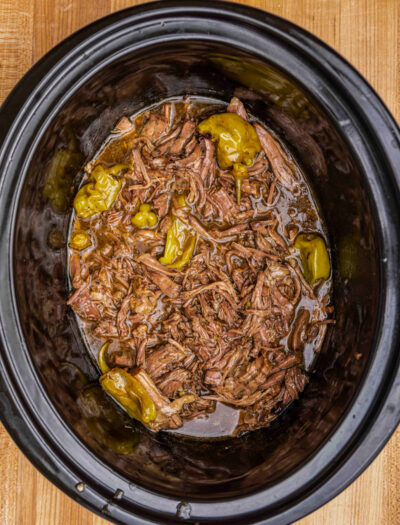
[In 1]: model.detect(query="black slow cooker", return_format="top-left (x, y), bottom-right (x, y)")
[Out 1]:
top-left (0, 2), bottom-right (399, 524)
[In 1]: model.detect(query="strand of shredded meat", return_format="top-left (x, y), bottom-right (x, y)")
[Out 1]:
top-left (68, 97), bottom-right (332, 434)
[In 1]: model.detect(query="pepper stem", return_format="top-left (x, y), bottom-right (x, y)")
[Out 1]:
top-left (233, 163), bottom-right (248, 205)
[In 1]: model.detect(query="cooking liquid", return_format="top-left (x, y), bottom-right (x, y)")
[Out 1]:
top-left (68, 97), bottom-right (332, 438)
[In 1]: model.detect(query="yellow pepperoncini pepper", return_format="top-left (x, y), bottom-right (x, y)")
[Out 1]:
top-left (159, 195), bottom-right (196, 269)
top-left (294, 233), bottom-right (331, 284)
top-left (69, 230), bottom-right (92, 250)
top-left (73, 164), bottom-right (128, 218)
top-left (198, 113), bottom-right (260, 204)
top-left (198, 113), bottom-right (261, 168)
top-left (98, 341), bottom-right (111, 375)
top-left (131, 203), bottom-right (158, 228)
top-left (100, 368), bottom-right (157, 424)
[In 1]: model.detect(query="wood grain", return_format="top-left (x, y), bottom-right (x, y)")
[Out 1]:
top-left (0, 1), bottom-right (399, 524)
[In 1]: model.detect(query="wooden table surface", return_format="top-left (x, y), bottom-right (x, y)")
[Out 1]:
top-left (0, 0), bottom-right (399, 523)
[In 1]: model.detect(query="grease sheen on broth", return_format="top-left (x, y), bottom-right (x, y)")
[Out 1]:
top-left (67, 96), bottom-right (333, 438)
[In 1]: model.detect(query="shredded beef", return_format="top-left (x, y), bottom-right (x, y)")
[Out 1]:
top-left (68, 97), bottom-right (332, 435)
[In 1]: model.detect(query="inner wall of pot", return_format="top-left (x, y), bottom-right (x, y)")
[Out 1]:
top-left (13, 41), bottom-right (379, 498)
